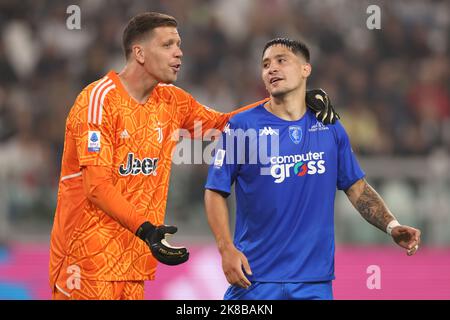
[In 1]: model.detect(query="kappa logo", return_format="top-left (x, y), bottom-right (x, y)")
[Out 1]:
top-left (259, 126), bottom-right (278, 136)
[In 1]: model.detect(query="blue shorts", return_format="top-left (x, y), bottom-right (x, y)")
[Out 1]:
top-left (224, 281), bottom-right (333, 300)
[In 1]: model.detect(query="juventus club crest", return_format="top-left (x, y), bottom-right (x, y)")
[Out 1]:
top-left (156, 127), bottom-right (163, 143)
top-left (155, 122), bottom-right (163, 143)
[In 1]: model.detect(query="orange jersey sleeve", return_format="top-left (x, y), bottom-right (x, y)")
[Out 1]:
top-left (178, 92), bottom-right (228, 138)
top-left (67, 79), bottom-right (147, 233)
top-left (179, 88), bottom-right (269, 138)
top-left (69, 78), bottom-right (116, 167)
top-left (82, 166), bottom-right (148, 234)
top-left (228, 98), bottom-right (269, 118)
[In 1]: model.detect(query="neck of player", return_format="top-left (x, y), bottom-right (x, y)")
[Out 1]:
top-left (118, 62), bottom-right (158, 104)
top-left (267, 85), bottom-right (307, 121)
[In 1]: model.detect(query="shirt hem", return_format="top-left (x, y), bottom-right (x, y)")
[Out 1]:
top-left (204, 184), bottom-right (231, 196)
top-left (249, 275), bottom-right (335, 283)
top-left (338, 173), bottom-right (366, 191)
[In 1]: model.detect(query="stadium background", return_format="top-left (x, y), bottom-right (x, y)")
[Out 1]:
top-left (0, 0), bottom-right (449, 299)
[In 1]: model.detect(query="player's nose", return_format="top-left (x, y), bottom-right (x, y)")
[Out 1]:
top-left (174, 47), bottom-right (183, 59)
top-left (268, 64), bottom-right (279, 75)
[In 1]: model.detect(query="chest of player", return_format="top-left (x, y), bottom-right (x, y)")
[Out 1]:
top-left (241, 119), bottom-right (337, 184)
top-left (112, 102), bottom-right (178, 176)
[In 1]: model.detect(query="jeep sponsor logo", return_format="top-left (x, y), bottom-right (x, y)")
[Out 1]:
top-left (119, 152), bottom-right (158, 176)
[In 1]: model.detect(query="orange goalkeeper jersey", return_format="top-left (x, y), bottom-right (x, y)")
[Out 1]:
top-left (50, 70), bottom-right (265, 287)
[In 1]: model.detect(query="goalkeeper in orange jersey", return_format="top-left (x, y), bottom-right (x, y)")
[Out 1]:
top-left (49, 12), bottom-right (338, 300)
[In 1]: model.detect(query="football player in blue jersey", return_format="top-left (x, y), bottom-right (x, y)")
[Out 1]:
top-left (204, 38), bottom-right (421, 300)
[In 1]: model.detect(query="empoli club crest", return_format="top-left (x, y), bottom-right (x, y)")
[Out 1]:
top-left (289, 126), bottom-right (302, 144)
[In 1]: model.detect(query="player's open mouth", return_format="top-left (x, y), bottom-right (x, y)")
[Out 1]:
top-left (270, 77), bottom-right (283, 84)
top-left (171, 64), bottom-right (181, 72)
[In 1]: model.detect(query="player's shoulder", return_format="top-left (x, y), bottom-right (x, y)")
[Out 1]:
top-left (229, 102), bottom-right (265, 128)
top-left (323, 118), bottom-right (348, 145)
top-left (81, 74), bottom-right (117, 96)
top-left (329, 118), bottom-right (346, 134)
top-left (305, 108), bottom-right (344, 131)
top-left (303, 110), bottom-right (347, 144)
top-left (69, 74), bottom-right (118, 124)
top-left (155, 83), bottom-right (191, 102)
top-left (73, 75), bottom-right (118, 107)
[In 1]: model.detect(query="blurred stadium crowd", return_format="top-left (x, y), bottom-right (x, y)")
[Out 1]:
top-left (0, 0), bottom-right (449, 244)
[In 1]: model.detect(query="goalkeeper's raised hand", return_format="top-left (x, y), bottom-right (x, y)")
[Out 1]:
top-left (306, 88), bottom-right (340, 125)
top-left (136, 222), bottom-right (189, 266)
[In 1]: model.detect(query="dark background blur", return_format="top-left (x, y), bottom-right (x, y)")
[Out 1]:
top-left (0, 0), bottom-right (449, 247)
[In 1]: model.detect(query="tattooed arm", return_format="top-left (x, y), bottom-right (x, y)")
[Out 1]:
top-left (345, 179), bottom-right (422, 256)
top-left (344, 179), bottom-right (396, 232)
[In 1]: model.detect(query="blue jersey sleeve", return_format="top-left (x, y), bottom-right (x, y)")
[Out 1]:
top-left (335, 121), bottom-right (365, 190)
top-left (205, 119), bottom-right (242, 196)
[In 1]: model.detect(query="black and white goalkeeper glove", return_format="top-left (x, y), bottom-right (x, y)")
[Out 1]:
top-left (136, 222), bottom-right (189, 266)
top-left (306, 88), bottom-right (340, 125)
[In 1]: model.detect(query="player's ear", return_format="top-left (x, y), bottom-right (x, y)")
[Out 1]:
top-left (302, 63), bottom-right (311, 78)
top-left (132, 44), bottom-right (145, 64)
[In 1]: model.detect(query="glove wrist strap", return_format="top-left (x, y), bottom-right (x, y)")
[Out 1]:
top-left (136, 221), bottom-right (156, 240)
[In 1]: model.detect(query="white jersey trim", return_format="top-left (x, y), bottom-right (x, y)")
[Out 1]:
top-left (55, 284), bottom-right (71, 298)
top-left (60, 172), bottom-right (82, 181)
top-left (88, 77), bottom-right (115, 125)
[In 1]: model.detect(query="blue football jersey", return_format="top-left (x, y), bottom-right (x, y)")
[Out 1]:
top-left (205, 103), bottom-right (365, 282)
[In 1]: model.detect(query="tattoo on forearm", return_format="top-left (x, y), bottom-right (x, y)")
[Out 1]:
top-left (354, 183), bottom-right (396, 232)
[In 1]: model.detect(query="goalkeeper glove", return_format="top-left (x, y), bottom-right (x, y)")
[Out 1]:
top-left (306, 88), bottom-right (340, 125)
top-left (136, 222), bottom-right (189, 266)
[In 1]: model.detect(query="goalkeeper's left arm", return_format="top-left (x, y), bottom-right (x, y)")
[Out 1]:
top-left (82, 166), bottom-right (189, 265)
